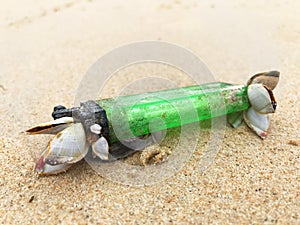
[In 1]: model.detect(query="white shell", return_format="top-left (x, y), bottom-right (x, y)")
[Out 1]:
top-left (44, 123), bottom-right (88, 164)
top-left (247, 71), bottom-right (280, 90)
top-left (27, 117), bottom-right (74, 135)
top-left (90, 124), bottom-right (102, 134)
top-left (227, 112), bottom-right (244, 128)
top-left (35, 148), bottom-right (72, 175)
top-left (92, 136), bottom-right (109, 160)
top-left (244, 107), bottom-right (270, 139)
top-left (41, 163), bottom-right (71, 175)
top-left (247, 84), bottom-right (275, 114)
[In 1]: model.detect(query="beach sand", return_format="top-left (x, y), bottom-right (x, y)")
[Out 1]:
top-left (0, 0), bottom-right (299, 224)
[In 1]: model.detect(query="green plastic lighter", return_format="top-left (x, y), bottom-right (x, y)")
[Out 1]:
top-left (27, 71), bottom-right (279, 175)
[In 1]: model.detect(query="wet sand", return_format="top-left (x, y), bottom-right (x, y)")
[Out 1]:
top-left (0, 1), bottom-right (299, 224)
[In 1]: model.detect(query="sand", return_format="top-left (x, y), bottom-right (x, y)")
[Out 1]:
top-left (0, 0), bottom-right (299, 224)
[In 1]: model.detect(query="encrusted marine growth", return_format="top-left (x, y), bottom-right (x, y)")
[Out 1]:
top-left (27, 71), bottom-right (279, 175)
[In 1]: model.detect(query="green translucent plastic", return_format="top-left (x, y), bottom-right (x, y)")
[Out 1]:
top-left (97, 82), bottom-right (249, 143)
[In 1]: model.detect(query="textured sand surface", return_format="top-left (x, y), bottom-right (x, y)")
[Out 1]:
top-left (0, 0), bottom-right (299, 224)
